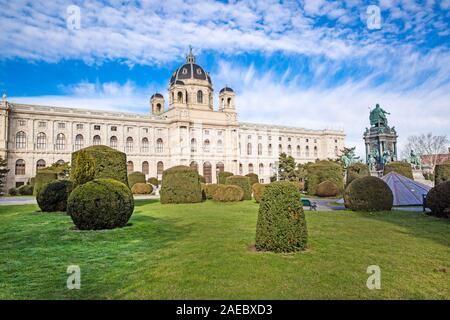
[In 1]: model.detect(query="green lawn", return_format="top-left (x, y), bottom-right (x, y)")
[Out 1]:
top-left (0, 199), bottom-right (449, 299)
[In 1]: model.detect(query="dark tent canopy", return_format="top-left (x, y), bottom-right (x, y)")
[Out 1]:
top-left (381, 172), bottom-right (431, 206)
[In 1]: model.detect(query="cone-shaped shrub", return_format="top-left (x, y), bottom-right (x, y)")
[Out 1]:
top-left (346, 163), bottom-right (370, 185)
top-left (128, 171), bottom-right (145, 188)
top-left (37, 180), bottom-right (73, 212)
top-left (383, 161), bottom-right (413, 180)
top-left (67, 178), bottom-right (134, 230)
top-left (252, 183), bottom-right (267, 203)
top-left (218, 171), bottom-right (233, 184)
top-left (225, 175), bottom-right (251, 200)
top-left (256, 181), bottom-right (308, 252)
top-left (315, 180), bottom-right (339, 197)
top-left (426, 181), bottom-right (450, 219)
top-left (160, 165), bottom-right (202, 204)
top-left (245, 173), bottom-right (259, 186)
top-left (212, 185), bottom-right (244, 202)
top-left (344, 176), bottom-right (393, 211)
top-left (131, 183), bottom-right (153, 194)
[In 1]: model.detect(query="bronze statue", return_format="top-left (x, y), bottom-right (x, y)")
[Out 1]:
top-left (369, 103), bottom-right (390, 128)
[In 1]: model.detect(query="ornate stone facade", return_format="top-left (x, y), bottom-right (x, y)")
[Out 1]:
top-left (0, 53), bottom-right (345, 188)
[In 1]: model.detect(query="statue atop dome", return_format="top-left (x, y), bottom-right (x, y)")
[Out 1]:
top-left (186, 45), bottom-right (195, 63)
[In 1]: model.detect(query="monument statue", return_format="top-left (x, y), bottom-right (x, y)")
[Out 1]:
top-left (369, 103), bottom-right (390, 128)
top-left (382, 150), bottom-right (392, 164)
top-left (367, 154), bottom-right (376, 171)
top-left (408, 149), bottom-right (422, 168)
top-left (340, 147), bottom-right (361, 168)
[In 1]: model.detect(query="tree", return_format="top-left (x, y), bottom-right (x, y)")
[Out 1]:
top-left (0, 156), bottom-right (10, 194)
top-left (401, 133), bottom-right (449, 169)
top-left (277, 153), bottom-right (305, 181)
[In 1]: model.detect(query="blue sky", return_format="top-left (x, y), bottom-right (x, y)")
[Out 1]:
top-left (1, 0), bottom-right (449, 157)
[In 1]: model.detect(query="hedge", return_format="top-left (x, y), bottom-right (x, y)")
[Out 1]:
top-left (67, 178), bottom-right (134, 230)
top-left (131, 183), bottom-right (153, 194)
top-left (307, 160), bottom-right (343, 195)
top-left (198, 175), bottom-right (206, 183)
top-left (252, 183), bottom-right (267, 203)
top-left (160, 166), bottom-right (203, 204)
top-left (434, 163), bottom-right (450, 185)
top-left (218, 171), bottom-right (233, 184)
top-left (290, 181), bottom-right (304, 192)
top-left (426, 181), bottom-right (450, 219)
top-left (37, 180), bottom-right (73, 212)
top-left (225, 175), bottom-right (252, 200)
top-left (315, 180), bottom-right (339, 197)
top-left (204, 184), bottom-right (220, 200)
top-left (34, 171), bottom-right (58, 196)
top-left (255, 181), bottom-right (308, 252)
top-left (71, 145), bottom-right (128, 187)
top-left (128, 171), bottom-right (146, 188)
top-left (17, 184), bottom-right (33, 195)
top-left (212, 185), bottom-right (244, 202)
top-left (383, 161), bottom-right (413, 180)
top-left (8, 188), bottom-right (17, 196)
top-left (344, 176), bottom-right (393, 211)
top-left (245, 173), bottom-right (259, 186)
top-left (147, 177), bottom-right (159, 186)
top-left (346, 163), bottom-right (370, 185)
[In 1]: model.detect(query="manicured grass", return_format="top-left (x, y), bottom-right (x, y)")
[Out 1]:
top-left (0, 199), bottom-right (449, 299)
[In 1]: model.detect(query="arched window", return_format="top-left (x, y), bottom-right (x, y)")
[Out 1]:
top-left (190, 161), bottom-right (198, 172)
top-left (296, 145), bottom-right (301, 157)
top-left (75, 134), bottom-right (84, 150)
top-left (36, 132), bottom-right (46, 150)
top-left (258, 143), bottom-right (262, 155)
top-left (216, 162), bottom-right (224, 178)
top-left (177, 92), bottom-right (183, 103)
top-left (191, 138), bottom-right (197, 153)
top-left (15, 159), bottom-right (25, 175)
top-left (141, 138), bottom-right (149, 152)
top-left (305, 146), bottom-right (310, 157)
top-left (287, 145), bottom-right (292, 155)
top-left (259, 163), bottom-right (264, 176)
top-left (142, 161), bottom-right (149, 175)
top-left (239, 163), bottom-right (243, 175)
top-left (16, 131), bottom-right (26, 149)
top-left (334, 146), bottom-right (339, 156)
top-left (227, 97), bottom-right (232, 107)
top-left (248, 163), bottom-right (254, 174)
top-left (279, 144), bottom-right (283, 154)
top-left (217, 140), bottom-right (223, 153)
top-left (203, 139), bottom-right (210, 152)
top-left (156, 138), bottom-right (163, 153)
top-left (93, 135), bottom-right (101, 146)
top-left (126, 137), bottom-right (133, 152)
top-left (56, 133), bottom-right (66, 150)
top-left (268, 144), bottom-right (272, 156)
top-left (314, 146), bottom-right (318, 157)
top-left (247, 143), bottom-right (252, 155)
top-left (36, 159), bottom-right (46, 171)
top-left (127, 161), bottom-right (134, 173)
top-left (156, 103), bottom-right (162, 113)
top-left (203, 162), bottom-right (212, 183)
top-left (110, 136), bottom-right (117, 148)
top-left (157, 161), bottom-right (164, 176)
top-left (197, 90), bottom-right (203, 103)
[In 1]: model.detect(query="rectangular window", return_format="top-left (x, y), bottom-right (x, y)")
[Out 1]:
top-left (111, 126), bottom-right (117, 131)
top-left (127, 127), bottom-right (133, 132)
top-left (76, 124), bottom-right (83, 130)
top-left (38, 121), bottom-right (46, 128)
top-left (58, 122), bottom-right (65, 129)
top-left (94, 125), bottom-right (101, 130)
top-left (143, 128), bottom-right (148, 133)
top-left (18, 120), bottom-right (26, 126)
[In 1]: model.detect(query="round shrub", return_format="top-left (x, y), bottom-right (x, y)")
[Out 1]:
top-left (17, 184), bottom-right (34, 195)
top-left (131, 183), bottom-right (153, 194)
top-left (128, 171), bottom-right (146, 188)
top-left (8, 188), bottom-right (17, 196)
top-left (37, 180), bottom-right (74, 212)
top-left (71, 145), bottom-right (128, 187)
top-left (67, 178), bottom-right (134, 230)
top-left (344, 176), bottom-right (393, 211)
top-left (315, 180), bottom-right (339, 197)
top-left (147, 177), bottom-right (159, 186)
top-left (34, 170), bottom-right (58, 195)
top-left (434, 163), bottom-right (450, 185)
top-left (204, 184), bottom-right (220, 200)
top-left (160, 166), bottom-right (202, 204)
top-left (383, 161), bottom-right (413, 180)
top-left (346, 163), bottom-right (370, 185)
top-left (252, 183), bottom-right (267, 203)
top-left (256, 181), bottom-right (308, 252)
top-left (245, 173), bottom-right (259, 186)
top-left (212, 185), bottom-right (244, 202)
top-left (225, 175), bottom-right (252, 200)
top-left (290, 181), bottom-right (304, 192)
top-left (426, 181), bottom-right (450, 219)
top-left (218, 171), bottom-right (233, 184)
top-left (307, 160), bottom-right (343, 195)
top-left (198, 175), bottom-right (206, 183)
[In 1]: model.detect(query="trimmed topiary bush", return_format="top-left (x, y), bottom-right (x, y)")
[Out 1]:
top-left (426, 181), bottom-right (450, 219)
top-left (37, 180), bottom-right (73, 212)
top-left (71, 145), bottom-right (128, 187)
top-left (204, 184), bottom-right (220, 200)
top-left (290, 181), bottom-right (305, 192)
top-left (8, 188), bottom-right (17, 196)
top-left (383, 161), bottom-right (413, 180)
top-left (212, 185), bottom-right (244, 202)
top-left (160, 166), bottom-right (202, 204)
top-left (198, 175), bottom-right (206, 183)
top-left (307, 160), bottom-right (343, 195)
top-left (67, 178), bottom-right (134, 230)
top-left (147, 177), bottom-right (159, 187)
top-left (34, 171), bottom-right (58, 196)
top-left (344, 176), bottom-right (393, 211)
top-left (128, 171), bottom-right (145, 188)
top-left (346, 163), bottom-right (370, 185)
top-left (434, 163), bottom-right (450, 185)
top-left (252, 183), bottom-right (267, 203)
top-left (225, 175), bottom-right (252, 200)
top-left (245, 173), bottom-right (259, 186)
top-left (256, 181), bottom-right (308, 252)
top-left (131, 183), bottom-right (153, 194)
top-left (28, 177), bottom-right (36, 187)
top-left (17, 184), bottom-right (33, 195)
top-left (315, 180), bottom-right (339, 197)
top-left (218, 171), bottom-right (233, 184)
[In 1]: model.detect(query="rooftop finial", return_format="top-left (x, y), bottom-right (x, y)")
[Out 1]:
top-left (2, 93), bottom-right (6, 102)
top-left (186, 45), bottom-right (196, 63)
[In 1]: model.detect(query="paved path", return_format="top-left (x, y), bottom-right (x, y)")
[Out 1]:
top-left (0, 195), bottom-right (159, 206)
